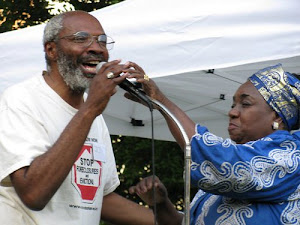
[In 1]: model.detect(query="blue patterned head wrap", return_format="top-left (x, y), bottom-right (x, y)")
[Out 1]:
top-left (249, 64), bottom-right (300, 130)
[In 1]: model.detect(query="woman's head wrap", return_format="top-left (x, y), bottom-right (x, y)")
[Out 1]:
top-left (249, 64), bottom-right (300, 130)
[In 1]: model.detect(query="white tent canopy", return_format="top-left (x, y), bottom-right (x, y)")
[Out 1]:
top-left (0, 0), bottom-right (300, 141)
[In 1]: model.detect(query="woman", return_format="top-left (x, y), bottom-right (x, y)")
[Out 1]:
top-left (126, 63), bottom-right (300, 225)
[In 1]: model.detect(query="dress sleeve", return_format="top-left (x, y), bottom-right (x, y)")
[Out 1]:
top-left (190, 124), bottom-right (300, 202)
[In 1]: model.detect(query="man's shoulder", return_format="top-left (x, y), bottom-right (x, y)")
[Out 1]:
top-left (0, 75), bottom-right (43, 107)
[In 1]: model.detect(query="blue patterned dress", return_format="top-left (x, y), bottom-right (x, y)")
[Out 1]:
top-left (189, 124), bottom-right (300, 225)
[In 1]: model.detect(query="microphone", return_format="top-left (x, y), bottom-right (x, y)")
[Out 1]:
top-left (96, 62), bottom-right (153, 107)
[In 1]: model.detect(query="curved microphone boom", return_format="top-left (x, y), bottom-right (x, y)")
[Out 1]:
top-left (96, 62), bottom-right (153, 108)
top-left (96, 63), bottom-right (191, 225)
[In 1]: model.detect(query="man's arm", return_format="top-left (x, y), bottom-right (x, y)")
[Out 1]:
top-left (10, 104), bottom-right (105, 210)
top-left (10, 61), bottom-right (128, 210)
top-left (101, 192), bottom-right (155, 225)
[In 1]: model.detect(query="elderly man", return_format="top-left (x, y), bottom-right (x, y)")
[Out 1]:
top-left (0, 10), bottom-right (154, 225)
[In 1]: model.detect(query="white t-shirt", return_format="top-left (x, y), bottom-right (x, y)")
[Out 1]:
top-left (0, 75), bottom-right (120, 225)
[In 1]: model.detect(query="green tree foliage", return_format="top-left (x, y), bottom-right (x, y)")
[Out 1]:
top-left (0, 0), bottom-right (124, 33)
top-left (100, 135), bottom-right (187, 225)
top-left (0, 0), bottom-right (52, 33)
top-left (67, 0), bottom-right (123, 12)
top-left (111, 135), bottom-right (185, 210)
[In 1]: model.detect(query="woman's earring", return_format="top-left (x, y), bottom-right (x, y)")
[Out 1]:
top-left (272, 121), bottom-right (279, 130)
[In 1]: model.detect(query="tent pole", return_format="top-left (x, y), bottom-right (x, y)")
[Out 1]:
top-left (151, 99), bottom-right (191, 225)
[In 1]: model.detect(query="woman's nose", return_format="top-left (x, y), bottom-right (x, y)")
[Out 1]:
top-left (228, 107), bottom-right (239, 118)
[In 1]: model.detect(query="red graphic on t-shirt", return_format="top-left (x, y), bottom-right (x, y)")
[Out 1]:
top-left (72, 144), bottom-right (102, 203)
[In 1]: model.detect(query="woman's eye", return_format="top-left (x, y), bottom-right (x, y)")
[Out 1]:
top-left (242, 102), bottom-right (251, 106)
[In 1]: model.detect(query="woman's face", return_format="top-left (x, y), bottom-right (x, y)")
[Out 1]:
top-left (228, 81), bottom-right (277, 144)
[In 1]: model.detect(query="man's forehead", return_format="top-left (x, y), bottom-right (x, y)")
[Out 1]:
top-left (61, 13), bottom-right (103, 34)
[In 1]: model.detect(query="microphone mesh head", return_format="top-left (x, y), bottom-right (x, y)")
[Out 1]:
top-left (96, 62), bottom-right (107, 73)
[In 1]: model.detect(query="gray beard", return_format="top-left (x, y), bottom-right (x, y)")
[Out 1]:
top-left (57, 51), bottom-right (91, 93)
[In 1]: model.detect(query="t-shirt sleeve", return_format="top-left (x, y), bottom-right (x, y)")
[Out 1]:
top-left (0, 93), bottom-right (51, 184)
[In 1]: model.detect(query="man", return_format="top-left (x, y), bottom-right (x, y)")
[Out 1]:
top-left (0, 11), bottom-right (154, 225)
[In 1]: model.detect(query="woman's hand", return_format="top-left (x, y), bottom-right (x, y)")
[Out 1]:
top-left (122, 61), bottom-right (166, 104)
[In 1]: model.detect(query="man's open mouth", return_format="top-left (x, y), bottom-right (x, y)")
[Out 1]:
top-left (81, 60), bottom-right (101, 78)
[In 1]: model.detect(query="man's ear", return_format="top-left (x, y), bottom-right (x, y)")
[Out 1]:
top-left (45, 42), bottom-right (58, 61)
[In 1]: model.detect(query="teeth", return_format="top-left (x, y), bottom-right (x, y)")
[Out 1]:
top-left (81, 61), bottom-right (99, 75)
top-left (82, 64), bottom-right (97, 75)
top-left (88, 61), bottom-right (100, 65)
top-left (85, 66), bottom-right (96, 71)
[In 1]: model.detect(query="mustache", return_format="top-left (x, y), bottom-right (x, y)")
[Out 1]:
top-left (77, 53), bottom-right (106, 64)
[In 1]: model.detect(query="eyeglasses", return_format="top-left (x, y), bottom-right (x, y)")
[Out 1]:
top-left (58, 31), bottom-right (115, 50)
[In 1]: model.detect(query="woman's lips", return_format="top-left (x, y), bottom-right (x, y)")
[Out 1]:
top-left (228, 122), bottom-right (238, 131)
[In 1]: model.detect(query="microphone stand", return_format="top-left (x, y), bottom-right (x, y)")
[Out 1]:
top-left (150, 99), bottom-right (191, 225)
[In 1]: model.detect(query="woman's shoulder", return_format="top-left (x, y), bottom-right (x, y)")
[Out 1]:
top-left (292, 130), bottom-right (300, 140)
top-left (265, 130), bottom-right (300, 149)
